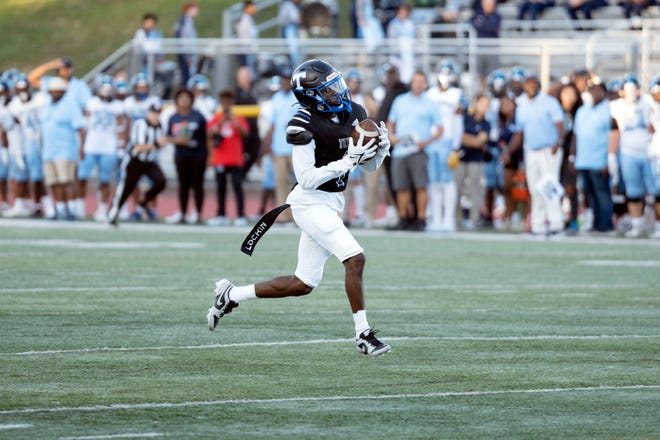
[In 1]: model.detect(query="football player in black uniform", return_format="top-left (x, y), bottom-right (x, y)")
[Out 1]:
top-left (207, 59), bottom-right (392, 356)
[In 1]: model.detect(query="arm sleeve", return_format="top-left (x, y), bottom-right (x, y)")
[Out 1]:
top-left (292, 140), bottom-right (352, 190)
top-left (359, 153), bottom-right (386, 173)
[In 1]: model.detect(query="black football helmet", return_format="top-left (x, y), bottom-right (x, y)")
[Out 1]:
top-left (291, 59), bottom-right (352, 113)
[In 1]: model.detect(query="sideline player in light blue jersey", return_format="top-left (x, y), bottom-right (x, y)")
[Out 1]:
top-left (7, 74), bottom-right (49, 217)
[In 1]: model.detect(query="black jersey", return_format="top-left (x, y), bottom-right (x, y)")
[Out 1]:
top-left (286, 102), bottom-right (368, 192)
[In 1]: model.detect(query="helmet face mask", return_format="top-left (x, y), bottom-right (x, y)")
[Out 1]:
top-left (292, 59), bottom-right (352, 113)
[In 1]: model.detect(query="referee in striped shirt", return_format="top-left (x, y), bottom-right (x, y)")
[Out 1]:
top-left (108, 101), bottom-right (167, 225)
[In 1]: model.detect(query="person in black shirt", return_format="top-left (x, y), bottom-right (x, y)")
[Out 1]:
top-left (167, 88), bottom-right (208, 224)
top-left (457, 94), bottom-right (490, 229)
top-left (108, 101), bottom-right (167, 226)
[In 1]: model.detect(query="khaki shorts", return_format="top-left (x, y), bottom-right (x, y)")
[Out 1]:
top-left (43, 160), bottom-right (77, 186)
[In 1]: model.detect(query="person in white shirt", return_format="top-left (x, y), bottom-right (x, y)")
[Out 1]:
top-left (0, 80), bottom-right (15, 213)
top-left (76, 76), bottom-right (126, 221)
top-left (187, 74), bottom-right (217, 120)
top-left (343, 69), bottom-right (379, 227)
top-left (647, 74), bottom-right (660, 239)
top-left (7, 75), bottom-right (48, 217)
top-left (610, 74), bottom-right (654, 238)
top-left (425, 61), bottom-right (465, 232)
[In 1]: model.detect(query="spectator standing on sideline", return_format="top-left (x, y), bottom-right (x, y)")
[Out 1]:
top-left (501, 75), bottom-right (565, 236)
top-left (374, 63), bottom-right (408, 227)
top-left (572, 79), bottom-right (613, 233)
top-left (387, 3), bottom-right (416, 85)
top-left (39, 78), bottom-right (86, 220)
top-left (262, 69), bottom-right (297, 223)
top-left (278, 0), bottom-right (302, 66)
top-left (166, 88), bottom-right (208, 224)
top-left (206, 89), bottom-right (249, 226)
top-left (236, 0), bottom-right (258, 78)
top-left (387, 71), bottom-right (443, 231)
top-left (134, 12), bottom-right (164, 74)
top-left (456, 94), bottom-right (490, 230)
top-left (75, 76), bottom-right (125, 221)
top-left (471, 0), bottom-right (501, 83)
top-left (174, 1), bottom-right (199, 88)
top-left (28, 57), bottom-right (91, 112)
top-left (108, 101), bottom-right (167, 226)
top-left (235, 66), bottom-right (261, 177)
top-left (610, 74), bottom-right (653, 238)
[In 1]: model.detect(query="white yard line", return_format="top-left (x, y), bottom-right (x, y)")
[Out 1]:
top-left (1, 385), bottom-right (657, 415)
top-left (0, 239), bottom-right (203, 249)
top-left (59, 434), bottom-right (164, 440)
top-left (320, 280), bottom-right (656, 290)
top-left (0, 423), bottom-right (33, 429)
top-left (2, 334), bottom-right (656, 357)
top-left (579, 260), bottom-right (660, 267)
top-left (0, 286), bottom-right (165, 293)
top-left (3, 218), bottom-right (660, 247)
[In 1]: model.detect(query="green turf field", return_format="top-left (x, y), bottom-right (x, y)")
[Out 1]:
top-left (0, 222), bottom-right (658, 439)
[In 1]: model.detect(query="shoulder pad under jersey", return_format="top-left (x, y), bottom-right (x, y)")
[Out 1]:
top-left (286, 125), bottom-right (313, 145)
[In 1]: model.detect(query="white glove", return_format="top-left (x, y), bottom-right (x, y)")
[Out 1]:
top-left (343, 134), bottom-right (376, 167)
top-left (376, 121), bottom-right (391, 157)
top-left (608, 153), bottom-right (619, 187)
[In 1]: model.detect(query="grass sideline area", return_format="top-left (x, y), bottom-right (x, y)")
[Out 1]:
top-left (1, 0), bottom-right (354, 75)
top-left (0, 222), bottom-right (658, 438)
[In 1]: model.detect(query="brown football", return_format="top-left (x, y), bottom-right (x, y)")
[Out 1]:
top-left (351, 119), bottom-right (380, 147)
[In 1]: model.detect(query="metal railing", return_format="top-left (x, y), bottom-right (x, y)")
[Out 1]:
top-left (82, 19), bottom-right (660, 97)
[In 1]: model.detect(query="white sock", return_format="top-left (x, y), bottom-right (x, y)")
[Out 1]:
top-left (353, 310), bottom-right (370, 337)
top-left (97, 202), bottom-right (107, 214)
top-left (631, 216), bottom-right (644, 232)
top-left (229, 284), bottom-right (257, 303)
top-left (655, 221), bottom-right (660, 233)
top-left (430, 182), bottom-right (442, 226)
top-left (56, 201), bottom-right (66, 214)
top-left (75, 198), bottom-right (85, 217)
top-left (441, 181), bottom-right (457, 231)
top-left (13, 198), bottom-right (25, 211)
